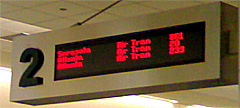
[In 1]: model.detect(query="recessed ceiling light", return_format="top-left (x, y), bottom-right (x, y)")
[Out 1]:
top-left (59, 8), bottom-right (67, 11)
top-left (22, 32), bottom-right (30, 36)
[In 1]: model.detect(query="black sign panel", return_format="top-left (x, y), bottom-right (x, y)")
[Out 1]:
top-left (55, 22), bottom-right (205, 80)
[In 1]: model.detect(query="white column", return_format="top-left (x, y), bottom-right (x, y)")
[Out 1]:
top-left (0, 50), bottom-right (12, 68)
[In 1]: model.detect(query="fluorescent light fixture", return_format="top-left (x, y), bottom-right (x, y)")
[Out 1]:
top-left (21, 32), bottom-right (30, 36)
top-left (140, 95), bottom-right (179, 104)
top-left (0, 67), bottom-right (12, 84)
top-left (187, 105), bottom-right (212, 108)
top-left (112, 95), bottom-right (174, 108)
top-left (0, 38), bottom-right (13, 42)
top-left (0, 66), bottom-right (11, 71)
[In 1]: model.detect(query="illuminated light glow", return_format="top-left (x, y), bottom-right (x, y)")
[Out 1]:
top-left (187, 105), bottom-right (212, 108)
top-left (56, 48), bottom-right (91, 70)
top-left (57, 47), bottom-right (91, 57)
top-left (130, 52), bottom-right (151, 60)
top-left (169, 32), bottom-right (185, 55)
top-left (169, 40), bottom-right (180, 47)
top-left (112, 95), bottom-right (174, 108)
top-left (0, 67), bottom-right (12, 84)
top-left (178, 46), bottom-right (185, 53)
top-left (169, 46), bottom-right (185, 55)
top-left (116, 49), bottom-right (128, 55)
top-left (22, 32), bottom-right (30, 36)
top-left (116, 55), bottom-right (129, 62)
top-left (57, 55), bottom-right (83, 63)
top-left (57, 61), bottom-right (83, 70)
top-left (131, 39), bottom-right (151, 46)
top-left (116, 39), bottom-right (152, 62)
top-left (0, 67), bottom-right (11, 71)
top-left (169, 100), bottom-right (179, 104)
top-left (117, 41), bottom-right (128, 49)
top-left (131, 45), bottom-right (151, 53)
top-left (169, 32), bottom-right (183, 40)
top-left (116, 41), bottom-right (129, 62)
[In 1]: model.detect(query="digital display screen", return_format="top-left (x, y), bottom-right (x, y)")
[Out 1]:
top-left (55, 22), bottom-right (205, 81)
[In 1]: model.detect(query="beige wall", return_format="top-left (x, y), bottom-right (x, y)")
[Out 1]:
top-left (0, 50), bottom-right (11, 68)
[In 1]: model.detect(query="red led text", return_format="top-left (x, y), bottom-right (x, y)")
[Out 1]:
top-left (116, 41), bottom-right (129, 62)
top-left (169, 32), bottom-right (185, 55)
top-left (57, 61), bottom-right (83, 70)
top-left (131, 39), bottom-right (151, 46)
top-left (57, 47), bottom-right (91, 58)
top-left (130, 52), bottom-right (151, 59)
top-left (116, 39), bottom-right (152, 62)
top-left (131, 46), bottom-right (151, 53)
top-left (57, 55), bottom-right (83, 63)
top-left (56, 47), bottom-right (92, 70)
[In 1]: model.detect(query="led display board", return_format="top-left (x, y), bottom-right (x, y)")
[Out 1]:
top-left (55, 22), bottom-right (205, 80)
top-left (11, 2), bottom-right (238, 106)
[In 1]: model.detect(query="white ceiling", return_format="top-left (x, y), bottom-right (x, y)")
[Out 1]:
top-left (0, 0), bottom-right (239, 32)
top-left (0, 0), bottom-right (238, 51)
top-left (0, 0), bottom-right (239, 108)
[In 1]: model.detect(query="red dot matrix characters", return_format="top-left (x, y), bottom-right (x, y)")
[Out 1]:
top-left (169, 32), bottom-right (185, 55)
top-left (116, 39), bottom-right (152, 62)
top-left (56, 47), bottom-right (92, 70)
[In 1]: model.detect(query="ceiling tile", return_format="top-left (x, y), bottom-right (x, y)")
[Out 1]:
top-left (221, 1), bottom-right (239, 7)
top-left (5, 1), bottom-right (56, 8)
top-left (31, 1), bottom-right (95, 17)
top-left (107, 4), bottom-right (158, 17)
top-left (198, 1), bottom-right (239, 7)
top-left (0, 17), bottom-right (10, 24)
top-left (1, 9), bottom-right (57, 24)
top-left (0, 2), bottom-right (24, 14)
top-left (69, 1), bottom-right (117, 10)
top-left (0, 29), bottom-right (18, 37)
top-left (137, 1), bottom-right (202, 11)
top-left (36, 18), bottom-right (77, 30)
top-left (68, 1), bottom-right (134, 10)
top-left (65, 13), bottom-right (94, 24)
top-left (67, 12), bottom-right (121, 25)
top-left (0, 19), bottom-right (50, 35)
top-left (86, 13), bottom-right (121, 24)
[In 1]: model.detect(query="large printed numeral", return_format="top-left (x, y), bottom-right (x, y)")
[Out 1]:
top-left (19, 48), bottom-right (44, 87)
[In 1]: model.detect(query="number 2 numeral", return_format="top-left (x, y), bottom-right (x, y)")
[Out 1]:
top-left (19, 48), bottom-right (44, 87)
